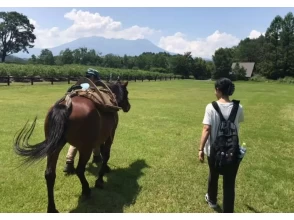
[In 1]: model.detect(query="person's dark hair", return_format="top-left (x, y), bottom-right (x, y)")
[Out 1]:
top-left (215, 78), bottom-right (235, 96)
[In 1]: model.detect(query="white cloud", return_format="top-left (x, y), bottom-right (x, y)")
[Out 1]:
top-left (29, 9), bottom-right (159, 48)
top-left (29, 18), bottom-right (39, 28)
top-left (248, 30), bottom-right (265, 39)
top-left (158, 30), bottom-right (240, 59)
top-left (28, 9), bottom-right (265, 59)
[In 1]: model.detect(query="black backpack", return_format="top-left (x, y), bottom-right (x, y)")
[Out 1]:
top-left (210, 100), bottom-right (240, 174)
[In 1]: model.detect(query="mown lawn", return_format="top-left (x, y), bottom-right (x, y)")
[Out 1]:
top-left (0, 80), bottom-right (293, 213)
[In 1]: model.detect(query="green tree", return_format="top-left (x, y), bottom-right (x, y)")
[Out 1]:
top-left (205, 61), bottom-right (215, 79)
top-left (264, 15), bottom-right (283, 79)
top-left (231, 63), bottom-right (247, 81)
top-left (60, 48), bottom-right (73, 64)
top-left (39, 49), bottom-right (55, 65)
top-left (72, 48), bottom-right (82, 64)
top-left (103, 53), bottom-right (123, 68)
top-left (136, 52), bottom-right (153, 70)
top-left (152, 53), bottom-right (168, 70)
top-left (28, 54), bottom-right (37, 64)
top-left (171, 52), bottom-right (194, 78)
top-left (234, 36), bottom-right (265, 63)
top-left (212, 48), bottom-right (234, 79)
top-left (193, 57), bottom-right (208, 79)
top-left (126, 56), bottom-right (136, 69)
top-left (79, 47), bottom-right (88, 65)
top-left (280, 12), bottom-right (294, 77)
top-left (123, 54), bottom-right (129, 69)
top-left (85, 49), bottom-right (98, 65)
top-left (0, 11), bottom-right (36, 62)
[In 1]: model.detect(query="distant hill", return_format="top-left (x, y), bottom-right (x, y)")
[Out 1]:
top-left (0, 54), bottom-right (27, 63)
top-left (14, 36), bottom-right (174, 58)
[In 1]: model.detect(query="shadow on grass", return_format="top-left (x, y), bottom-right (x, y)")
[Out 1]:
top-left (245, 204), bottom-right (261, 213)
top-left (69, 159), bottom-right (149, 213)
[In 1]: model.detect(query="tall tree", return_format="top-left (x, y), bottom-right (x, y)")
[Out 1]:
top-left (234, 37), bottom-right (265, 63)
top-left (123, 54), bottom-right (129, 69)
top-left (193, 57), bottom-right (208, 79)
top-left (280, 12), bottom-right (294, 77)
top-left (152, 53), bottom-right (168, 69)
top-left (39, 49), bottom-right (55, 65)
top-left (171, 52), bottom-right (194, 78)
top-left (60, 48), bottom-right (73, 64)
top-left (212, 48), bottom-right (234, 79)
top-left (0, 11), bottom-right (36, 62)
top-left (231, 62), bottom-right (247, 81)
top-left (28, 54), bottom-right (37, 64)
top-left (264, 15), bottom-right (283, 79)
top-left (103, 54), bottom-right (122, 68)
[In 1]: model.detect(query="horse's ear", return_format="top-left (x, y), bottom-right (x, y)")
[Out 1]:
top-left (124, 81), bottom-right (128, 87)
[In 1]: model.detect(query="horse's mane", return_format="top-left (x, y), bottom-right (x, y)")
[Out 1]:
top-left (104, 81), bottom-right (116, 88)
top-left (103, 81), bottom-right (123, 102)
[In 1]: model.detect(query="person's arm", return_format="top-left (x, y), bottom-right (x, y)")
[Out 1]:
top-left (199, 124), bottom-right (211, 151)
top-left (199, 105), bottom-right (212, 162)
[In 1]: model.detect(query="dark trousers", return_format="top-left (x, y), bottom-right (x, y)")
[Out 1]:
top-left (207, 156), bottom-right (240, 213)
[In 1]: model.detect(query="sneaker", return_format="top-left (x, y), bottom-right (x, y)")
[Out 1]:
top-left (205, 193), bottom-right (217, 208)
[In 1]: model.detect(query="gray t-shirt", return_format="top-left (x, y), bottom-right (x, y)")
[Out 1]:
top-left (202, 101), bottom-right (244, 157)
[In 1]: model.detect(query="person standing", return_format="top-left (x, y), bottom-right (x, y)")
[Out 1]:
top-left (198, 78), bottom-right (244, 213)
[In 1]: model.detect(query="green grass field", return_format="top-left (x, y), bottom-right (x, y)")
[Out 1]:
top-left (0, 80), bottom-right (293, 213)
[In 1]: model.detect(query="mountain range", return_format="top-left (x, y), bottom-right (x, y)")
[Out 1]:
top-left (14, 36), bottom-right (174, 59)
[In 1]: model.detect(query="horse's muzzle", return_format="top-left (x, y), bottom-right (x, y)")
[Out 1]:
top-left (123, 104), bottom-right (131, 112)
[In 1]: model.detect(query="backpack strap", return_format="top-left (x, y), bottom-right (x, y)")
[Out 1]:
top-left (228, 100), bottom-right (240, 122)
top-left (211, 101), bottom-right (226, 122)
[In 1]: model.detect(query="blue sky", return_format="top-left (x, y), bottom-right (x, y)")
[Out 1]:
top-left (1, 7), bottom-right (294, 58)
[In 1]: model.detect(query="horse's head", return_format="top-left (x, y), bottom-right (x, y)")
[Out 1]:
top-left (108, 80), bottom-right (131, 112)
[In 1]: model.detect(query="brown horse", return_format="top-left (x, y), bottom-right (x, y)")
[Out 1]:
top-left (13, 80), bottom-right (131, 213)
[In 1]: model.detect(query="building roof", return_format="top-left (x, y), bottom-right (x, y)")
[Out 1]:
top-left (231, 62), bottom-right (255, 78)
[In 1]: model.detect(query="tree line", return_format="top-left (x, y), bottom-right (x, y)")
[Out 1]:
top-left (1, 10), bottom-right (294, 80)
top-left (28, 49), bottom-right (214, 80)
top-left (213, 12), bottom-right (294, 80)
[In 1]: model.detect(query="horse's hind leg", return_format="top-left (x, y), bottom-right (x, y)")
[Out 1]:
top-left (95, 137), bottom-right (112, 189)
top-left (75, 149), bottom-right (92, 198)
top-left (45, 148), bottom-right (63, 213)
top-left (92, 144), bottom-right (103, 164)
top-left (101, 143), bottom-right (111, 173)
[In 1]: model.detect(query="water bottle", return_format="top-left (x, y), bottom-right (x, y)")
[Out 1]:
top-left (238, 142), bottom-right (247, 159)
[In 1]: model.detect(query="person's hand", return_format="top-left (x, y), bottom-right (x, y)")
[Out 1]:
top-left (199, 150), bottom-right (204, 163)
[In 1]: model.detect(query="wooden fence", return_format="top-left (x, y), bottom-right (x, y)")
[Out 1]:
top-left (0, 75), bottom-right (185, 86)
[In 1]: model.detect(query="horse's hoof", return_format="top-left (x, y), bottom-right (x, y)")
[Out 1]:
top-left (95, 181), bottom-right (104, 189)
top-left (48, 208), bottom-right (59, 213)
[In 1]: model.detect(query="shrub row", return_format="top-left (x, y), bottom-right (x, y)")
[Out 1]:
top-left (0, 64), bottom-right (178, 79)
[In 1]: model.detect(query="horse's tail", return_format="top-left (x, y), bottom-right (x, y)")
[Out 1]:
top-left (14, 97), bottom-right (71, 163)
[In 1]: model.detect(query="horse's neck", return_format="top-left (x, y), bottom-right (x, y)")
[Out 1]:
top-left (105, 82), bottom-right (116, 93)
